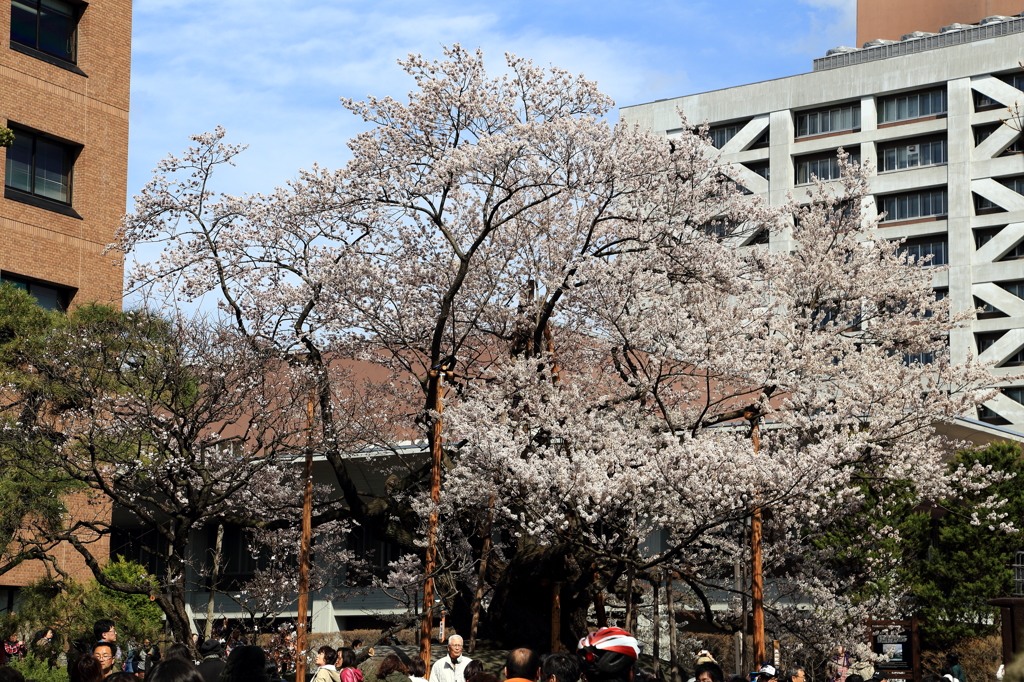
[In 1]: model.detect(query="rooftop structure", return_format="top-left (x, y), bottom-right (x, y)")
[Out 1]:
top-left (857, 0), bottom-right (1024, 46)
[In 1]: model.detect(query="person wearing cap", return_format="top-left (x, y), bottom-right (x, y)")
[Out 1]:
top-left (197, 638), bottom-right (227, 682)
top-left (757, 664), bottom-right (779, 682)
top-left (577, 627), bottom-right (640, 682)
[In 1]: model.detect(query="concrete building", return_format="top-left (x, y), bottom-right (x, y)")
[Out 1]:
top-left (858, 0), bottom-right (1024, 46)
top-left (621, 16), bottom-right (1024, 428)
top-left (0, 0), bottom-right (131, 608)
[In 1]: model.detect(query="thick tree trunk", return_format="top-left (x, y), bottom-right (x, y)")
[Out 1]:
top-left (484, 540), bottom-right (592, 651)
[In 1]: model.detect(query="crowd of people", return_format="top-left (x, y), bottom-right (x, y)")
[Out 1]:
top-left (0, 620), bottom-right (976, 682)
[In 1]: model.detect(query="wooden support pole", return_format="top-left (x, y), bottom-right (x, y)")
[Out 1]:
top-left (652, 578), bottom-right (661, 673)
top-left (667, 573), bottom-right (679, 682)
top-left (748, 415), bottom-right (766, 668)
top-left (595, 572), bottom-right (608, 628)
top-left (551, 581), bottom-right (562, 653)
top-left (295, 392), bottom-right (316, 682)
top-left (421, 371), bottom-right (445, 672)
top-left (468, 497), bottom-right (494, 653)
top-left (625, 564), bottom-right (636, 632)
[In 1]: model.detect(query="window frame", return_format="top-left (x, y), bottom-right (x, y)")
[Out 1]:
top-left (708, 123), bottom-right (741, 150)
top-left (0, 273), bottom-right (74, 311)
top-left (895, 234), bottom-right (949, 266)
top-left (877, 88), bottom-right (947, 125)
top-left (878, 189), bottom-right (949, 224)
top-left (795, 148), bottom-right (861, 185)
top-left (4, 125), bottom-right (79, 212)
top-left (9, 0), bottom-right (84, 68)
top-left (878, 136), bottom-right (947, 173)
top-left (794, 103), bottom-right (861, 139)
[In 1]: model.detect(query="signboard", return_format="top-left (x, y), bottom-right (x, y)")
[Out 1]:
top-left (867, 618), bottom-right (920, 682)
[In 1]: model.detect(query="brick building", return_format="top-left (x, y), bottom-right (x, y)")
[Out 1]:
top-left (0, 0), bottom-right (131, 609)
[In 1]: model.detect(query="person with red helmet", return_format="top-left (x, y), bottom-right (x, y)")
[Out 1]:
top-left (577, 628), bottom-right (641, 682)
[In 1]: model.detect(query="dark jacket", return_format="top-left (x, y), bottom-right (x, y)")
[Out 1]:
top-left (198, 655), bottom-right (227, 682)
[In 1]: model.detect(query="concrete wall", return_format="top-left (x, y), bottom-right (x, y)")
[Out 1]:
top-left (621, 33), bottom-right (1024, 426)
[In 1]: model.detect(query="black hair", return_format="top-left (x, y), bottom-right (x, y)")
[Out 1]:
top-left (221, 645), bottom-right (270, 682)
top-left (93, 619), bottom-right (115, 642)
top-left (542, 653), bottom-right (580, 682)
top-left (0, 666), bottom-right (26, 682)
top-left (108, 674), bottom-right (141, 682)
top-left (147, 658), bottom-right (205, 682)
top-left (69, 654), bottom-right (104, 682)
top-left (783, 671), bottom-right (803, 682)
top-left (846, 675), bottom-right (865, 682)
top-left (465, 660), bottom-right (486, 679)
top-left (339, 647), bottom-right (358, 669)
top-left (163, 643), bottom-right (192, 661)
top-left (506, 648), bottom-right (540, 681)
top-left (696, 663), bottom-right (725, 682)
top-left (319, 646), bottom-right (338, 666)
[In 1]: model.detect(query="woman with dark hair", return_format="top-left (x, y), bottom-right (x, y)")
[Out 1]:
top-left (463, 661), bottom-right (484, 681)
top-left (314, 646), bottom-right (341, 682)
top-left (146, 658), bottom-right (205, 682)
top-left (407, 656), bottom-right (427, 682)
top-left (220, 645), bottom-right (270, 682)
top-left (69, 654), bottom-right (105, 682)
top-left (338, 648), bottom-right (364, 682)
top-left (376, 654), bottom-right (410, 682)
top-left (163, 643), bottom-right (193, 661)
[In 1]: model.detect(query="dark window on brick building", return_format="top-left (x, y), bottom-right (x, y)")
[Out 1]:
top-left (0, 274), bottom-right (73, 310)
top-left (4, 127), bottom-right (74, 204)
top-left (10, 0), bottom-right (78, 63)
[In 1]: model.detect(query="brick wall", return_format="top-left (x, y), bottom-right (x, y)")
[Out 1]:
top-left (0, 0), bottom-right (131, 588)
top-left (0, 0), bottom-right (130, 307)
top-left (2, 490), bottom-right (113, 587)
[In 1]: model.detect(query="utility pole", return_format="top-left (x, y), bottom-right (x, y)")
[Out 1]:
top-left (295, 392), bottom-right (316, 682)
top-left (421, 367), bottom-right (447, 671)
top-left (747, 413), bottom-right (765, 668)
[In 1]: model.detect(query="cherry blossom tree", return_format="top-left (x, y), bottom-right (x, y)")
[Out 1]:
top-left (112, 45), bottom-right (1009, 654)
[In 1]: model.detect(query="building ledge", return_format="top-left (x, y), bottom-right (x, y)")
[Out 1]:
top-left (4, 187), bottom-right (82, 219)
top-left (10, 42), bottom-right (87, 77)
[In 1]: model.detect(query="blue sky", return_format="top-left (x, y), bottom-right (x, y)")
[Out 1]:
top-left (128, 0), bottom-right (855, 202)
